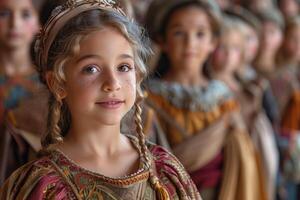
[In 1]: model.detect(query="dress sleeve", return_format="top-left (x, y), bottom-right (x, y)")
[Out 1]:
top-left (149, 144), bottom-right (202, 200)
top-left (0, 158), bottom-right (73, 200)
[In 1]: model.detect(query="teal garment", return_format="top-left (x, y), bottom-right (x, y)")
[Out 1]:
top-left (0, 74), bottom-right (40, 110)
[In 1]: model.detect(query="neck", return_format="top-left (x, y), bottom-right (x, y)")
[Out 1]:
top-left (164, 64), bottom-right (207, 86)
top-left (64, 122), bottom-right (123, 158)
top-left (0, 46), bottom-right (32, 76)
top-left (213, 64), bottom-right (235, 78)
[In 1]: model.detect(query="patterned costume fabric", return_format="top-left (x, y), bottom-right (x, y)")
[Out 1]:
top-left (145, 79), bottom-right (267, 200)
top-left (0, 136), bottom-right (201, 200)
top-left (0, 73), bottom-right (40, 122)
top-left (0, 72), bottom-right (45, 184)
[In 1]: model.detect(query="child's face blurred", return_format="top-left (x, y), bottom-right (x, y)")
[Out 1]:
top-left (279, 0), bottom-right (299, 19)
top-left (61, 28), bottom-right (136, 127)
top-left (212, 31), bottom-right (244, 72)
top-left (284, 26), bottom-right (300, 62)
top-left (243, 25), bottom-right (259, 63)
top-left (0, 0), bottom-right (39, 50)
top-left (248, 0), bottom-right (273, 12)
top-left (162, 6), bottom-right (216, 72)
top-left (216, 0), bottom-right (231, 10)
top-left (261, 21), bottom-right (283, 54)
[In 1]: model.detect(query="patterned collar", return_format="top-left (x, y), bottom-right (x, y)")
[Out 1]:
top-left (146, 79), bottom-right (233, 112)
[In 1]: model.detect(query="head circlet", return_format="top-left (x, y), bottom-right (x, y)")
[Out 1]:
top-left (34, 0), bottom-right (125, 74)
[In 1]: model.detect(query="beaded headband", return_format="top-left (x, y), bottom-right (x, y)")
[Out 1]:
top-left (34, 0), bottom-right (125, 72)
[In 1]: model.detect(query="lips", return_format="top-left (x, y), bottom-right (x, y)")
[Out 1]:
top-left (96, 99), bottom-right (125, 109)
top-left (183, 52), bottom-right (197, 57)
top-left (7, 32), bottom-right (22, 39)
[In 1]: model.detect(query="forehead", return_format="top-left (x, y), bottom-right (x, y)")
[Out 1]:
top-left (167, 6), bottom-right (212, 29)
top-left (77, 28), bottom-right (134, 57)
top-left (0, 0), bottom-right (35, 9)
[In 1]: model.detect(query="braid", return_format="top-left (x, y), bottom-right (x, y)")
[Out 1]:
top-left (134, 103), bottom-right (170, 200)
top-left (42, 95), bottom-right (63, 148)
top-left (134, 103), bottom-right (151, 166)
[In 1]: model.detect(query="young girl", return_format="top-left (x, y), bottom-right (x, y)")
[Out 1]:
top-left (0, 0), bottom-right (47, 184)
top-left (210, 15), bottom-right (278, 200)
top-left (277, 0), bottom-right (299, 20)
top-left (145, 0), bottom-right (266, 199)
top-left (0, 0), bottom-right (200, 199)
top-left (253, 8), bottom-right (284, 79)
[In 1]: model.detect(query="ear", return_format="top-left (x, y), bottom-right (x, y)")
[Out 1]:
top-left (45, 72), bottom-right (67, 100)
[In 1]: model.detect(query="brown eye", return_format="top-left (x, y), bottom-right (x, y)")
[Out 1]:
top-left (0, 9), bottom-right (10, 18)
top-left (118, 64), bottom-right (132, 72)
top-left (22, 9), bottom-right (32, 19)
top-left (82, 65), bottom-right (100, 74)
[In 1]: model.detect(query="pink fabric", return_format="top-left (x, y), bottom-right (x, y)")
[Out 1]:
top-left (150, 145), bottom-right (200, 199)
top-left (28, 174), bottom-right (70, 200)
top-left (189, 152), bottom-right (223, 191)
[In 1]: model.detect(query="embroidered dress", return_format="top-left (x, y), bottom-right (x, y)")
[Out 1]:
top-left (146, 79), bottom-right (267, 200)
top-left (0, 136), bottom-right (200, 200)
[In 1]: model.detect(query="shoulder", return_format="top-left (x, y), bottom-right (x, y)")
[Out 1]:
top-left (0, 155), bottom-right (73, 199)
top-left (148, 143), bottom-right (189, 176)
top-left (147, 143), bottom-right (202, 200)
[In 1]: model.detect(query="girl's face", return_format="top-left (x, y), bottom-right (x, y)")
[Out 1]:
top-left (243, 25), bottom-right (259, 63)
top-left (261, 21), bottom-right (283, 54)
top-left (279, 0), bottom-right (299, 19)
top-left (248, 0), bottom-right (273, 12)
top-left (162, 6), bottom-right (216, 72)
top-left (212, 31), bottom-right (244, 72)
top-left (0, 0), bottom-right (39, 50)
top-left (216, 0), bottom-right (231, 10)
top-left (61, 28), bottom-right (136, 127)
top-left (283, 25), bottom-right (300, 61)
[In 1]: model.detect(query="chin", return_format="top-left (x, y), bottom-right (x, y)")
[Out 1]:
top-left (5, 42), bottom-right (25, 50)
top-left (97, 115), bottom-right (124, 126)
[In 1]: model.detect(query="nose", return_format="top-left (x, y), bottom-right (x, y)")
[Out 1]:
top-left (10, 13), bottom-right (21, 30)
top-left (101, 70), bottom-right (121, 92)
top-left (185, 33), bottom-right (194, 49)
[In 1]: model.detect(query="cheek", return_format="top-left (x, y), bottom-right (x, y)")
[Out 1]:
top-left (124, 75), bottom-right (136, 94)
top-left (123, 78), bottom-right (137, 106)
top-left (0, 20), bottom-right (8, 33)
top-left (165, 37), bottom-right (182, 51)
top-left (232, 51), bottom-right (242, 65)
top-left (66, 77), bottom-right (97, 101)
top-left (248, 41), bottom-right (258, 53)
top-left (23, 18), bottom-right (39, 36)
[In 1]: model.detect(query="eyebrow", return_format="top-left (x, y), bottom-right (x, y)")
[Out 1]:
top-left (75, 54), bottom-right (133, 63)
top-left (119, 54), bottom-right (134, 60)
top-left (75, 54), bottom-right (101, 63)
top-left (169, 23), bottom-right (208, 29)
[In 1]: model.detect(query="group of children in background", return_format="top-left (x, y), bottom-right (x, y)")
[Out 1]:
top-left (0, 0), bottom-right (299, 199)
